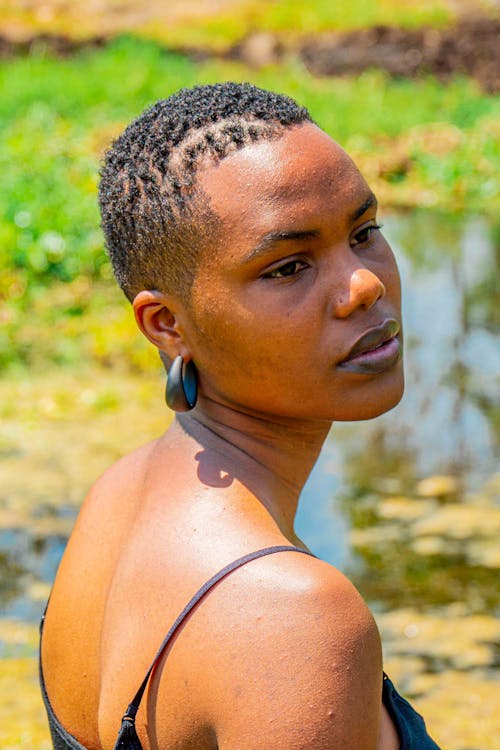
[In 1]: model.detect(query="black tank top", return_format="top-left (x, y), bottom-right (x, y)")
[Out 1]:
top-left (39, 545), bottom-right (441, 750)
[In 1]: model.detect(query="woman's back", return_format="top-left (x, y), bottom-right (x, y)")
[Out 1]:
top-left (41, 424), bottom-right (395, 750)
top-left (41, 439), bottom-right (156, 747)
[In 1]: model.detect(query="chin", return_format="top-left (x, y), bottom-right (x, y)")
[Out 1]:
top-left (332, 368), bottom-right (405, 422)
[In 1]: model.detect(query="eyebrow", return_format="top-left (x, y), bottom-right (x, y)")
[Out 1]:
top-left (244, 192), bottom-right (378, 263)
top-left (351, 192), bottom-right (378, 222)
top-left (244, 228), bottom-right (320, 263)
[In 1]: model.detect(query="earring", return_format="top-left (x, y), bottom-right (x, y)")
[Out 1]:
top-left (166, 356), bottom-right (198, 412)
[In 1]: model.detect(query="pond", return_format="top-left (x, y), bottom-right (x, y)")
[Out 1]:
top-left (297, 210), bottom-right (499, 603)
top-left (1, 210), bottom-right (499, 748)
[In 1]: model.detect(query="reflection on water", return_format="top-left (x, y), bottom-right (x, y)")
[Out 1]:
top-left (298, 210), bottom-right (499, 614)
top-left (294, 213), bottom-right (500, 747)
top-left (1, 211), bottom-right (499, 625)
top-left (0, 529), bottom-right (67, 623)
top-left (339, 211), bottom-right (498, 485)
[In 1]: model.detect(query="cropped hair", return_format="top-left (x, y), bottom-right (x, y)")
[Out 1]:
top-left (98, 82), bottom-right (313, 301)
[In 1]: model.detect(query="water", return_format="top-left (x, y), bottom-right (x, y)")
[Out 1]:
top-left (297, 210), bottom-right (499, 615)
top-left (1, 210), bottom-right (498, 626)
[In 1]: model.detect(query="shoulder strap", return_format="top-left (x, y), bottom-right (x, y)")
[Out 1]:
top-left (123, 545), bottom-right (315, 720)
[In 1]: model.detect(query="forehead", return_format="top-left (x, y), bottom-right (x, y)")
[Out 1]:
top-left (195, 122), bottom-right (370, 239)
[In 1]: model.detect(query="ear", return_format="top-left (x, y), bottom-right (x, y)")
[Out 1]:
top-left (132, 290), bottom-right (190, 361)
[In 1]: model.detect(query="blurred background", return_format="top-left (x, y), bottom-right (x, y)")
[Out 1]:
top-left (0, 1), bottom-right (499, 748)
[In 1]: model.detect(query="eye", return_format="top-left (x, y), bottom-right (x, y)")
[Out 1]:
top-left (262, 259), bottom-right (309, 279)
top-left (351, 223), bottom-right (383, 247)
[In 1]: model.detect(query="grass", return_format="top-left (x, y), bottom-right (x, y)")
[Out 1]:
top-left (208, 0), bottom-right (453, 40)
top-left (0, 36), bottom-right (498, 370)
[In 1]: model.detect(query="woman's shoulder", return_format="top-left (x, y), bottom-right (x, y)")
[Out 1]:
top-left (151, 549), bottom-right (384, 750)
top-left (76, 437), bottom-right (162, 516)
top-left (207, 548), bottom-right (381, 682)
top-left (92, 436), bottom-right (161, 488)
top-left (49, 438), bottom-right (163, 606)
top-left (203, 548), bottom-right (379, 651)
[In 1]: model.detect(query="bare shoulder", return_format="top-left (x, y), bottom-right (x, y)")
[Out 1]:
top-left (208, 549), bottom-right (379, 645)
top-left (84, 437), bottom-right (160, 504)
top-left (157, 550), bottom-right (383, 750)
top-left (47, 438), bottom-right (162, 613)
top-left (68, 437), bottom-right (162, 533)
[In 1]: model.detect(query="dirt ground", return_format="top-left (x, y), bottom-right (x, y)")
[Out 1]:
top-left (298, 17), bottom-right (500, 93)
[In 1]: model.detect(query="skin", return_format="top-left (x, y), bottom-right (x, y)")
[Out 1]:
top-left (42, 122), bottom-right (403, 750)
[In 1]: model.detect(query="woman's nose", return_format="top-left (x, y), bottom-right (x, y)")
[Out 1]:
top-left (333, 267), bottom-right (386, 319)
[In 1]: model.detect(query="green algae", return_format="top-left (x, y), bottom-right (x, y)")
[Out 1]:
top-left (0, 656), bottom-right (51, 750)
top-left (0, 366), bottom-right (498, 746)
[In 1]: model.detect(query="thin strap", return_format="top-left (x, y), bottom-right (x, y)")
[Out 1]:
top-left (123, 545), bottom-right (314, 720)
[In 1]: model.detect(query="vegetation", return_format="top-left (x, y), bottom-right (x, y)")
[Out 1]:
top-left (1, 7), bottom-right (498, 749)
top-left (139, 0), bottom-right (456, 49)
top-left (1, 36), bottom-right (498, 371)
top-left (0, 0), bottom-right (463, 49)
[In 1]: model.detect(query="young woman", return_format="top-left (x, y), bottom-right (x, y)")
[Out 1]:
top-left (40, 83), bottom-right (440, 750)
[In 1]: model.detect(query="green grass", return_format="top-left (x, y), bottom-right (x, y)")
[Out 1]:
top-left (0, 36), bottom-right (498, 370)
top-left (215, 0), bottom-right (453, 39)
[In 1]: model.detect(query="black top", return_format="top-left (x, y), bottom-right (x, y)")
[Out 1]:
top-left (39, 545), bottom-right (441, 750)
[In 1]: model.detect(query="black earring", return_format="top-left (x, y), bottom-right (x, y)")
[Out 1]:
top-left (166, 356), bottom-right (198, 412)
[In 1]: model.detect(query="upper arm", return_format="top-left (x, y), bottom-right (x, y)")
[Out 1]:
top-left (193, 555), bottom-right (384, 750)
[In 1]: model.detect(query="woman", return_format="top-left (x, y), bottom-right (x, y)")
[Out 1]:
top-left (40, 83), bottom-right (440, 750)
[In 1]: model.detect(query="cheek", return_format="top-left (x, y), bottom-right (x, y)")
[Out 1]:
top-left (368, 242), bottom-right (401, 310)
top-left (193, 309), bottom-right (294, 372)
top-left (188, 292), bottom-right (315, 399)
top-left (188, 292), bottom-right (258, 372)
top-left (384, 246), bottom-right (402, 298)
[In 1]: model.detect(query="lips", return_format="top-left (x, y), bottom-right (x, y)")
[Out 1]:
top-left (338, 319), bottom-right (402, 374)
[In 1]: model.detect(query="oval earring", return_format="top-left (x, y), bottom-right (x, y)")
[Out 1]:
top-left (165, 356), bottom-right (198, 412)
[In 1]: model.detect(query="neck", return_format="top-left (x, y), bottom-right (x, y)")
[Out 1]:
top-left (175, 397), bottom-right (331, 538)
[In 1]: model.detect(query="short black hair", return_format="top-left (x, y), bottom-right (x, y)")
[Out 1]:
top-left (98, 82), bottom-right (313, 301)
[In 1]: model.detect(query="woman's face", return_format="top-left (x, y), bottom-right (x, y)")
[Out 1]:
top-left (179, 122), bottom-right (404, 422)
